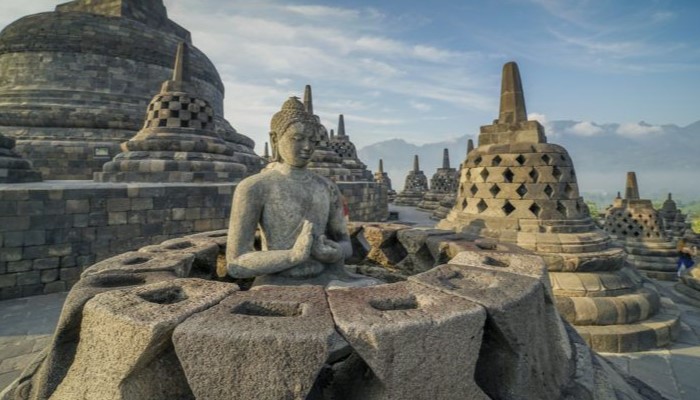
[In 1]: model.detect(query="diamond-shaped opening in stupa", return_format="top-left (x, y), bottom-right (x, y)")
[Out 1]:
top-left (492, 155), bottom-right (502, 166)
top-left (470, 184), bottom-right (478, 196)
top-left (461, 198), bottom-right (468, 210)
top-left (502, 168), bottom-right (514, 183)
top-left (489, 184), bottom-right (501, 197)
top-left (515, 154), bottom-right (526, 165)
top-left (529, 168), bottom-right (539, 182)
top-left (544, 184), bottom-right (554, 198)
top-left (529, 202), bottom-right (542, 217)
top-left (556, 201), bottom-right (567, 217)
top-left (502, 201), bottom-right (516, 216)
top-left (480, 168), bottom-right (490, 181)
top-left (516, 184), bottom-right (528, 198)
top-left (552, 165), bottom-right (562, 181)
top-left (477, 199), bottom-right (488, 213)
top-left (541, 154), bottom-right (551, 165)
top-left (474, 156), bottom-right (482, 166)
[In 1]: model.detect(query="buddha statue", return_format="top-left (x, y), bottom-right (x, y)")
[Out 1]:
top-left (224, 97), bottom-right (379, 288)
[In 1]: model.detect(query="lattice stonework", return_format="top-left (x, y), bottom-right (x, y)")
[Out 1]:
top-left (328, 140), bottom-right (358, 159)
top-left (144, 94), bottom-right (214, 130)
top-left (604, 208), bottom-right (664, 239)
top-left (452, 145), bottom-right (585, 220)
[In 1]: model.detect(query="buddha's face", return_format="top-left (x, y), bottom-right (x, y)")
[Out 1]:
top-left (275, 121), bottom-right (317, 168)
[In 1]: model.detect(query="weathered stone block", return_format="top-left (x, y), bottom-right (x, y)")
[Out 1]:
top-left (173, 285), bottom-right (337, 400)
top-left (410, 263), bottom-right (572, 400)
top-left (82, 251), bottom-right (194, 278)
top-left (50, 279), bottom-right (236, 400)
top-left (327, 281), bottom-right (488, 400)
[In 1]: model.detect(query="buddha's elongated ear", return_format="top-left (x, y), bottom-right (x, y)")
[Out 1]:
top-left (269, 130), bottom-right (280, 162)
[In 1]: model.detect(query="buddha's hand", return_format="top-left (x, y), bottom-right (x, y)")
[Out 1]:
top-left (290, 220), bottom-right (314, 264)
top-left (311, 234), bottom-right (344, 264)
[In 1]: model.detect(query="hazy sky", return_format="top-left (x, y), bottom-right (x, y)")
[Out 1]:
top-left (1, 0), bottom-right (699, 154)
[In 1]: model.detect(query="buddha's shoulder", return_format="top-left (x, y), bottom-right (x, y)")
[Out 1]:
top-left (235, 169), bottom-right (280, 192)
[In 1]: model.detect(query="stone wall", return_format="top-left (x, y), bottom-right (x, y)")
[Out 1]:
top-left (338, 182), bottom-right (388, 222)
top-left (0, 181), bottom-right (235, 299)
top-left (0, 180), bottom-right (388, 300)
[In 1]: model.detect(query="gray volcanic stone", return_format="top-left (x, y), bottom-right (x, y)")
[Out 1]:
top-left (50, 278), bottom-right (236, 400)
top-left (409, 262), bottom-right (572, 400)
top-left (327, 281), bottom-right (489, 400)
top-left (173, 285), bottom-right (339, 400)
top-left (4, 271), bottom-right (179, 400)
top-left (81, 251), bottom-right (195, 278)
top-left (139, 237), bottom-right (219, 278)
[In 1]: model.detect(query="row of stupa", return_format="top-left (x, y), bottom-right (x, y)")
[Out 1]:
top-left (0, 0), bottom-right (378, 186)
top-left (1, 42), bottom-right (377, 186)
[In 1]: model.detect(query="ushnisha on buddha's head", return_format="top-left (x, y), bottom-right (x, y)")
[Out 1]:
top-left (269, 97), bottom-right (320, 168)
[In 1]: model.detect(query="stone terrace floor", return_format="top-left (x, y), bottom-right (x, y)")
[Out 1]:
top-left (1, 205), bottom-right (699, 399)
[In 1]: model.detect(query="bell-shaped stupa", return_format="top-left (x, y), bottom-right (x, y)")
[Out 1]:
top-left (659, 193), bottom-right (697, 243)
top-left (94, 43), bottom-right (247, 183)
top-left (432, 140), bottom-right (473, 220)
top-left (0, 133), bottom-right (42, 183)
top-left (603, 173), bottom-right (679, 281)
top-left (418, 148), bottom-right (459, 211)
top-left (328, 115), bottom-right (373, 181)
top-left (438, 62), bottom-right (679, 352)
top-left (394, 155), bottom-right (429, 207)
top-left (303, 86), bottom-right (352, 181)
top-left (373, 159), bottom-right (396, 202)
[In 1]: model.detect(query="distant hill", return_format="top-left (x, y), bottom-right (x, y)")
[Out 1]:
top-left (358, 120), bottom-right (700, 205)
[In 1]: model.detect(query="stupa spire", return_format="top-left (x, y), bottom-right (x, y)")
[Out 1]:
top-left (467, 139), bottom-right (474, 155)
top-left (172, 42), bottom-right (190, 83)
top-left (498, 61), bottom-right (527, 124)
top-left (379, 159), bottom-right (384, 173)
top-left (413, 154), bottom-right (420, 172)
top-left (161, 42), bottom-right (191, 93)
top-left (303, 85), bottom-right (313, 115)
top-left (337, 115), bottom-right (346, 136)
top-left (668, 193), bottom-right (673, 201)
top-left (263, 142), bottom-right (270, 158)
top-left (625, 172), bottom-right (640, 200)
top-left (330, 129), bottom-right (335, 139)
top-left (442, 148), bottom-right (450, 169)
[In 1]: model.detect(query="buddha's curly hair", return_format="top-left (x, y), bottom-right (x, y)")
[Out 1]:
top-left (269, 96), bottom-right (320, 161)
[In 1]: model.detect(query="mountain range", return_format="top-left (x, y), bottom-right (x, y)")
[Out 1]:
top-left (357, 119), bottom-right (700, 205)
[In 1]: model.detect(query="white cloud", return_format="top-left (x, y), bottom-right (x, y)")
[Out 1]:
top-left (528, 113), bottom-right (556, 136)
top-left (274, 78), bottom-right (292, 86)
top-left (284, 5), bottom-right (360, 20)
top-left (566, 121), bottom-right (603, 136)
top-left (616, 122), bottom-right (664, 137)
top-left (409, 100), bottom-right (432, 112)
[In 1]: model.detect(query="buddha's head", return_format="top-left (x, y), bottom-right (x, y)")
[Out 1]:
top-left (270, 97), bottom-right (319, 168)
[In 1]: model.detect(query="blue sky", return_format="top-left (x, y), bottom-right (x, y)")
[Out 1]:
top-left (1, 0), bottom-right (699, 153)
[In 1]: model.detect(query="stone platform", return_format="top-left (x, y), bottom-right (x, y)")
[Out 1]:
top-left (0, 228), bottom-right (658, 399)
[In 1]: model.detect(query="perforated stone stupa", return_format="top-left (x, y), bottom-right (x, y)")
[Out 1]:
top-left (0, 0), bottom-right (261, 179)
top-left (94, 43), bottom-right (247, 183)
top-left (438, 62), bottom-right (679, 352)
top-left (432, 140), bottom-right (474, 220)
top-left (373, 159), bottom-right (396, 201)
top-left (302, 86), bottom-right (352, 181)
top-left (659, 193), bottom-right (698, 243)
top-left (418, 148), bottom-right (458, 211)
top-left (394, 155), bottom-right (429, 207)
top-left (0, 133), bottom-right (42, 183)
top-left (603, 172), bottom-right (679, 281)
top-left (328, 115), bottom-right (373, 181)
